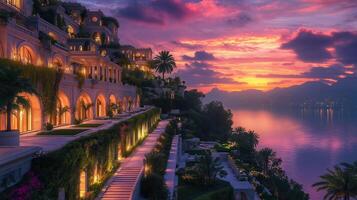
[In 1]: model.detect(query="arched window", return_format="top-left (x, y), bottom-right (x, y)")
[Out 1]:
top-left (53, 57), bottom-right (63, 69)
top-left (93, 32), bottom-right (101, 44)
top-left (67, 25), bottom-right (75, 38)
top-left (18, 46), bottom-right (33, 64)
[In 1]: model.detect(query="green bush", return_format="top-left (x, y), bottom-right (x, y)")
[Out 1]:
top-left (177, 180), bottom-right (234, 200)
top-left (2, 108), bottom-right (161, 200)
top-left (45, 122), bottom-right (54, 131)
top-left (140, 173), bottom-right (168, 200)
top-left (194, 186), bottom-right (234, 200)
top-left (140, 119), bottom-right (178, 199)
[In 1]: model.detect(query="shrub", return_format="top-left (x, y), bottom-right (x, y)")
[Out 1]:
top-left (140, 119), bottom-right (178, 199)
top-left (194, 185), bottom-right (234, 200)
top-left (1, 108), bottom-right (161, 200)
top-left (45, 122), bottom-right (54, 131)
top-left (140, 173), bottom-right (168, 200)
top-left (144, 152), bottom-right (166, 176)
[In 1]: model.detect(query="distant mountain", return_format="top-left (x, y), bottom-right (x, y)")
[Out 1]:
top-left (204, 78), bottom-right (357, 109)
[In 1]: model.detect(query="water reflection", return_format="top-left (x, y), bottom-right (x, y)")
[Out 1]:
top-left (232, 108), bottom-right (357, 200)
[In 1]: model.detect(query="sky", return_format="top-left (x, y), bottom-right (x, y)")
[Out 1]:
top-left (70, 0), bottom-right (357, 93)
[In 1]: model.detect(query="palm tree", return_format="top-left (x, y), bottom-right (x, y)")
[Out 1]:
top-left (257, 147), bottom-right (276, 176)
top-left (152, 51), bottom-right (176, 80)
top-left (80, 100), bottom-right (92, 119)
top-left (313, 165), bottom-right (357, 200)
top-left (57, 105), bottom-right (69, 124)
top-left (195, 151), bottom-right (227, 185)
top-left (0, 66), bottom-right (35, 131)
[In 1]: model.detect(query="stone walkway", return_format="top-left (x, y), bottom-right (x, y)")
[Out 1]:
top-left (164, 135), bottom-right (179, 200)
top-left (98, 120), bottom-right (169, 200)
top-left (19, 108), bottom-right (152, 152)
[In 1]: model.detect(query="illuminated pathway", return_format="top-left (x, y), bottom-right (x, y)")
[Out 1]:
top-left (98, 120), bottom-right (169, 200)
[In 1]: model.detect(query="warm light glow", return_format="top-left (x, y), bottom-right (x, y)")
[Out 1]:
top-left (18, 46), bottom-right (33, 64)
top-left (79, 171), bottom-right (87, 198)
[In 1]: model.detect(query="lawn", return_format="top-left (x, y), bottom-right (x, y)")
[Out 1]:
top-left (38, 129), bottom-right (89, 136)
top-left (177, 180), bottom-right (234, 200)
top-left (74, 123), bottom-right (104, 128)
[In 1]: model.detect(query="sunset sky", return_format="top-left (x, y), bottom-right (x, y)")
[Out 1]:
top-left (72, 0), bottom-right (357, 92)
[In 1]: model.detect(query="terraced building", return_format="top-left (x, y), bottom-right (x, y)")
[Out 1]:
top-left (0, 0), bottom-right (140, 133)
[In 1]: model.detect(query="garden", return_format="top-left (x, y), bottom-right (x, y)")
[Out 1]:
top-left (0, 108), bottom-right (161, 200)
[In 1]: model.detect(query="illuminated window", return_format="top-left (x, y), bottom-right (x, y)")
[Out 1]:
top-left (67, 25), bottom-right (75, 38)
top-left (79, 45), bottom-right (83, 51)
top-left (92, 16), bottom-right (98, 22)
top-left (53, 58), bottom-right (63, 69)
top-left (18, 46), bottom-right (33, 64)
top-left (93, 32), bottom-right (101, 44)
top-left (48, 32), bottom-right (58, 41)
top-left (100, 50), bottom-right (107, 57)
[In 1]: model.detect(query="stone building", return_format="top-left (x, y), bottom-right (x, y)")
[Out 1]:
top-left (120, 45), bottom-right (153, 72)
top-left (0, 0), bottom-right (140, 133)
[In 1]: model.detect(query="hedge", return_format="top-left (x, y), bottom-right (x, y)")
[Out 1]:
top-left (140, 119), bottom-right (179, 200)
top-left (194, 185), bottom-right (234, 200)
top-left (1, 108), bottom-right (161, 200)
top-left (177, 180), bottom-right (234, 200)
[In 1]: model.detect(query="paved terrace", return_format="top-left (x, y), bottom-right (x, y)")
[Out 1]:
top-left (20, 107), bottom-right (153, 152)
top-left (98, 120), bottom-right (169, 200)
top-left (164, 135), bottom-right (179, 200)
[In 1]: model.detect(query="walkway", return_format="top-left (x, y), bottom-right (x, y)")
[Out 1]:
top-left (19, 107), bottom-right (152, 152)
top-left (98, 120), bottom-right (169, 200)
top-left (218, 153), bottom-right (260, 200)
top-left (164, 135), bottom-right (179, 200)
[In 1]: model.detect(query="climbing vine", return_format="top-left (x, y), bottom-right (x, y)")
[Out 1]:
top-left (0, 59), bottom-right (63, 115)
top-left (1, 108), bottom-right (161, 200)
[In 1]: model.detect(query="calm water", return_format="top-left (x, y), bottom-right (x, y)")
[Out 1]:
top-left (232, 108), bottom-right (357, 200)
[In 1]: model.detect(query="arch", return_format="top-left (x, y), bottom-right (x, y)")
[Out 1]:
top-left (52, 55), bottom-right (64, 69)
top-left (56, 90), bottom-right (71, 125)
top-left (109, 94), bottom-right (116, 105)
top-left (75, 92), bottom-right (93, 121)
top-left (108, 94), bottom-right (117, 115)
top-left (95, 94), bottom-right (106, 118)
top-left (18, 45), bottom-right (34, 64)
top-left (67, 25), bottom-right (75, 38)
top-left (92, 32), bottom-right (101, 44)
top-left (0, 93), bottom-right (43, 133)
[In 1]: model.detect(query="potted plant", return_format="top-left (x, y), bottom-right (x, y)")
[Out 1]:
top-left (0, 66), bottom-right (36, 146)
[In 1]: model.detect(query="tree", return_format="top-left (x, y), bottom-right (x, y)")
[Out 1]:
top-left (257, 148), bottom-right (276, 176)
top-left (200, 101), bottom-right (233, 141)
top-left (80, 101), bottom-right (92, 119)
top-left (57, 105), bottom-right (69, 124)
top-left (230, 127), bottom-right (259, 162)
top-left (180, 89), bottom-right (205, 111)
top-left (0, 66), bottom-right (36, 131)
top-left (194, 151), bottom-right (227, 185)
top-left (313, 164), bottom-right (357, 200)
top-left (152, 51), bottom-right (176, 79)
